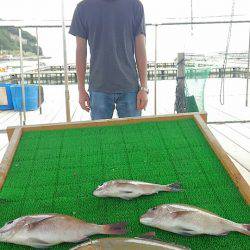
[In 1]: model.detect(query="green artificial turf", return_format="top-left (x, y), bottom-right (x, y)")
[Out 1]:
top-left (0, 118), bottom-right (249, 249)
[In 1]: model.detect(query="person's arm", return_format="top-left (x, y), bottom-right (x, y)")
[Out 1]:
top-left (135, 34), bottom-right (148, 110)
top-left (76, 36), bottom-right (90, 112)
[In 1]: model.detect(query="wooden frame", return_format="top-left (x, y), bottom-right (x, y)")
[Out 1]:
top-left (1, 112), bottom-right (249, 204)
top-left (6, 112), bottom-right (208, 141)
top-left (0, 127), bottom-right (22, 190)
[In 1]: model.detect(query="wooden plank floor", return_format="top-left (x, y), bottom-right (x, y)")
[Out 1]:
top-left (0, 79), bottom-right (249, 185)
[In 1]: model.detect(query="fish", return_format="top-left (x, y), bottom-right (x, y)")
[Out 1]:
top-left (70, 235), bottom-right (190, 250)
top-left (140, 204), bottom-right (250, 236)
top-left (93, 180), bottom-right (181, 200)
top-left (0, 214), bottom-right (127, 248)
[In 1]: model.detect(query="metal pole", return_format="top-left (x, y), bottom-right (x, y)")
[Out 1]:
top-left (220, 0), bottom-right (235, 106)
top-left (36, 27), bottom-right (42, 114)
top-left (1, 19), bottom-right (250, 28)
top-left (246, 27), bottom-right (250, 107)
top-left (190, 0), bottom-right (194, 36)
top-left (154, 24), bottom-right (158, 116)
top-left (61, 0), bottom-right (71, 122)
top-left (19, 28), bottom-right (26, 125)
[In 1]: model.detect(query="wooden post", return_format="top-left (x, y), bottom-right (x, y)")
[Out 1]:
top-left (74, 73), bottom-right (77, 83)
top-left (0, 128), bottom-right (22, 189)
top-left (175, 53), bottom-right (186, 113)
top-left (30, 74), bottom-right (33, 84)
top-left (61, 0), bottom-right (71, 122)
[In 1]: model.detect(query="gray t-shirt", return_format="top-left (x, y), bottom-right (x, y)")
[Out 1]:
top-left (69, 0), bottom-right (146, 93)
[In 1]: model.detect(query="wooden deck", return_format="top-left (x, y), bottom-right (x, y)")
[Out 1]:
top-left (0, 79), bottom-right (249, 185)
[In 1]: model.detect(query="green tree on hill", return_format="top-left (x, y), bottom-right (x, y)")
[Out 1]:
top-left (0, 22), bottom-right (43, 56)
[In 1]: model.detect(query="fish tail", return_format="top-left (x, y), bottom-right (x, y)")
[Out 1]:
top-left (163, 182), bottom-right (182, 192)
top-left (238, 224), bottom-right (250, 236)
top-left (103, 222), bottom-right (127, 235)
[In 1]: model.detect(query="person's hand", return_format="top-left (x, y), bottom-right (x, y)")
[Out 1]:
top-left (137, 89), bottom-right (148, 110)
top-left (79, 90), bottom-right (90, 112)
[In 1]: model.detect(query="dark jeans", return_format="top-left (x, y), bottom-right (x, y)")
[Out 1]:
top-left (89, 91), bottom-right (141, 120)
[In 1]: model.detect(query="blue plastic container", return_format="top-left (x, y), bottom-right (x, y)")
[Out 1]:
top-left (10, 84), bottom-right (39, 111)
top-left (0, 83), bottom-right (14, 110)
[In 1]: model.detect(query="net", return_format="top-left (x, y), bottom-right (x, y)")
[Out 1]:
top-left (185, 68), bottom-right (211, 112)
top-left (175, 68), bottom-right (211, 113)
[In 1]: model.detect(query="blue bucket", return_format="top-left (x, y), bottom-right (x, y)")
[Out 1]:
top-left (0, 83), bottom-right (14, 110)
top-left (10, 84), bottom-right (39, 111)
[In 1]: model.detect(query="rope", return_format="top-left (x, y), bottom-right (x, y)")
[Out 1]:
top-left (220, 0), bottom-right (235, 105)
top-left (176, 58), bottom-right (185, 67)
top-left (176, 76), bottom-right (185, 80)
top-left (220, 72), bottom-right (225, 105)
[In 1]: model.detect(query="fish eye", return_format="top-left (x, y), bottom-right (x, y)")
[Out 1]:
top-left (151, 207), bottom-right (157, 211)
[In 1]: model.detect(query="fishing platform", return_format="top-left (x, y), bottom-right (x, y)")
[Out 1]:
top-left (0, 2), bottom-right (250, 248)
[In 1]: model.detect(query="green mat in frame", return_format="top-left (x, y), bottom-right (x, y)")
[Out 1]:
top-left (0, 113), bottom-right (249, 250)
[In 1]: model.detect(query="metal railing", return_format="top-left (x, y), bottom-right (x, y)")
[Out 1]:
top-left (0, 8), bottom-right (250, 125)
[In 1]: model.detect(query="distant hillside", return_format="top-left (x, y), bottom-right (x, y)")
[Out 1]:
top-left (0, 23), bottom-right (43, 56)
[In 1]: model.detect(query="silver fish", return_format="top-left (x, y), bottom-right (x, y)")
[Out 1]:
top-left (70, 237), bottom-right (190, 250)
top-left (93, 180), bottom-right (181, 200)
top-left (140, 204), bottom-right (250, 236)
top-left (0, 214), bottom-right (127, 248)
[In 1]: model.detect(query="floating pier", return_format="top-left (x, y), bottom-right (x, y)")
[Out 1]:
top-left (0, 63), bottom-right (249, 85)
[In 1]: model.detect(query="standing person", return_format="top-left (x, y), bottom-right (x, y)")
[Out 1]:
top-left (69, 0), bottom-right (148, 120)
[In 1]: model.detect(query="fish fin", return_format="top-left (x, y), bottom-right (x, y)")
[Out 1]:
top-left (177, 227), bottom-right (197, 236)
top-left (214, 232), bottom-right (229, 236)
top-left (72, 236), bottom-right (89, 243)
top-left (171, 211), bottom-right (192, 219)
top-left (138, 232), bottom-right (156, 239)
top-left (103, 222), bottom-right (127, 235)
top-left (164, 182), bottom-right (182, 192)
top-left (28, 238), bottom-right (52, 248)
top-left (26, 215), bottom-right (57, 230)
top-left (121, 197), bottom-right (133, 200)
top-left (178, 232), bottom-right (194, 236)
top-left (116, 182), bottom-right (132, 188)
top-left (238, 224), bottom-right (250, 236)
top-left (120, 190), bottom-right (135, 200)
top-left (120, 190), bottom-right (133, 194)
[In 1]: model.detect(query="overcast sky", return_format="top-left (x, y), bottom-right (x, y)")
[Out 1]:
top-left (0, 0), bottom-right (249, 62)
